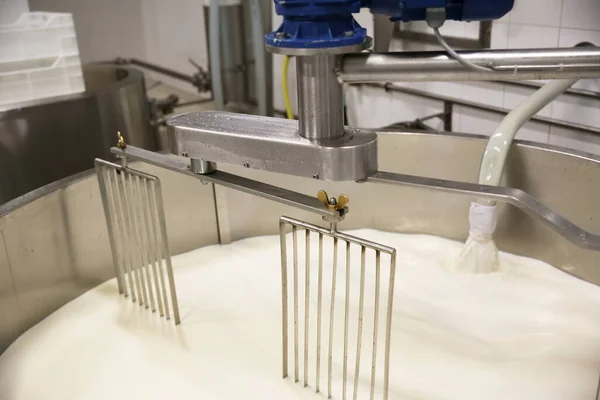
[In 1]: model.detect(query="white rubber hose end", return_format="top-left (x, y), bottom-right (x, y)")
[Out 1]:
top-left (448, 202), bottom-right (499, 274)
top-left (469, 202), bottom-right (498, 240)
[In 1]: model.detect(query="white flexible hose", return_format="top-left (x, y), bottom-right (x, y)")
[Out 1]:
top-left (209, 0), bottom-right (224, 110)
top-left (451, 78), bottom-right (578, 274)
top-left (478, 79), bottom-right (578, 191)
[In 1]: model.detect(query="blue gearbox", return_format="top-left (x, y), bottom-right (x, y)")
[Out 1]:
top-left (265, 0), bottom-right (514, 49)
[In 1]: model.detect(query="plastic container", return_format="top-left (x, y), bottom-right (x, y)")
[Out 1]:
top-left (0, 0), bottom-right (29, 24)
top-left (0, 12), bottom-right (84, 111)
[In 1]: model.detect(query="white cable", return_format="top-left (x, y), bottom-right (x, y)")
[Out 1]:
top-left (433, 28), bottom-right (495, 72)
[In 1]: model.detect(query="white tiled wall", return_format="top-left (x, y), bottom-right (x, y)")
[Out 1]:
top-left (341, 0), bottom-right (600, 155)
top-left (140, 0), bottom-right (209, 93)
top-left (0, 0), bottom-right (29, 24)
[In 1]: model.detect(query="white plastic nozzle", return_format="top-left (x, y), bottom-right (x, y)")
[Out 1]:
top-left (448, 202), bottom-right (499, 274)
top-left (469, 202), bottom-right (498, 240)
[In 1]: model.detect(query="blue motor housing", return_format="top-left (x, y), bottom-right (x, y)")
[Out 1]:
top-left (266, 0), bottom-right (514, 49)
top-left (367, 0), bottom-right (514, 22)
top-left (266, 0), bottom-right (367, 49)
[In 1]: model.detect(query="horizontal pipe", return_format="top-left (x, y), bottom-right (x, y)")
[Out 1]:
top-left (114, 57), bottom-right (196, 84)
top-left (338, 47), bottom-right (600, 83)
top-left (358, 82), bottom-right (600, 136)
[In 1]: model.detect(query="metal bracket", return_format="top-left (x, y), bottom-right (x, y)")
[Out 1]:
top-left (111, 145), bottom-right (339, 219)
top-left (166, 111), bottom-right (378, 182)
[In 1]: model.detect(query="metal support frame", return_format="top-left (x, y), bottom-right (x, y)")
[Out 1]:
top-left (111, 146), bottom-right (339, 219)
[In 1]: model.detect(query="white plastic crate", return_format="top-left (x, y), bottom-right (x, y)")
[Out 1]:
top-left (0, 0), bottom-right (29, 25)
top-left (0, 12), bottom-right (84, 111)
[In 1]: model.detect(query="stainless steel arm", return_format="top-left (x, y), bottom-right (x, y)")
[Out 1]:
top-left (166, 111), bottom-right (378, 182)
top-left (111, 146), bottom-right (600, 252)
top-left (367, 171), bottom-right (600, 251)
top-left (338, 47), bottom-right (600, 83)
top-left (111, 146), bottom-right (338, 218)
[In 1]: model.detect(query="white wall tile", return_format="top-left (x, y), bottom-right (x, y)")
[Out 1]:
top-left (389, 82), bottom-right (426, 90)
top-left (397, 20), bottom-right (469, 39)
top-left (387, 91), bottom-right (428, 126)
top-left (504, 85), bottom-right (553, 117)
top-left (560, 0), bottom-right (600, 31)
top-left (514, 121), bottom-right (550, 143)
top-left (549, 126), bottom-right (600, 155)
top-left (455, 107), bottom-right (504, 136)
top-left (461, 21), bottom-right (481, 40)
top-left (551, 94), bottom-right (600, 130)
top-left (347, 86), bottom-right (396, 129)
top-left (508, 24), bottom-right (560, 48)
top-left (558, 28), bottom-right (600, 47)
top-left (422, 82), bottom-right (463, 98)
top-left (440, 20), bottom-right (466, 38)
top-left (344, 85), bottom-right (361, 127)
top-left (570, 78), bottom-right (600, 93)
top-left (491, 22), bottom-right (509, 49)
top-left (142, 0), bottom-right (208, 84)
top-left (453, 108), bottom-right (550, 143)
top-left (510, 0), bottom-right (563, 27)
top-left (354, 8), bottom-right (374, 36)
top-left (463, 82), bottom-right (505, 108)
top-left (420, 97), bottom-right (448, 130)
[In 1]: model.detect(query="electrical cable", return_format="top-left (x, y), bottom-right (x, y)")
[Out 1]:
top-left (282, 55), bottom-right (294, 119)
top-left (433, 27), bottom-right (495, 73)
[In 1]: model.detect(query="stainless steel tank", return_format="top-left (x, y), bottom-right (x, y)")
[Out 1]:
top-left (0, 64), bottom-right (155, 205)
top-left (1, 131), bottom-right (599, 354)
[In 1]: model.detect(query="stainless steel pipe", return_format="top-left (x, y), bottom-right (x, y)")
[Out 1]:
top-left (338, 47), bottom-right (600, 83)
top-left (296, 55), bottom-right (344, 141)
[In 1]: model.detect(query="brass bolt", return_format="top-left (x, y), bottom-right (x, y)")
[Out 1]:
top-left (317, 190), bottom-right (349, 212)
top-left (117, 131), bottom-right (127, 149)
